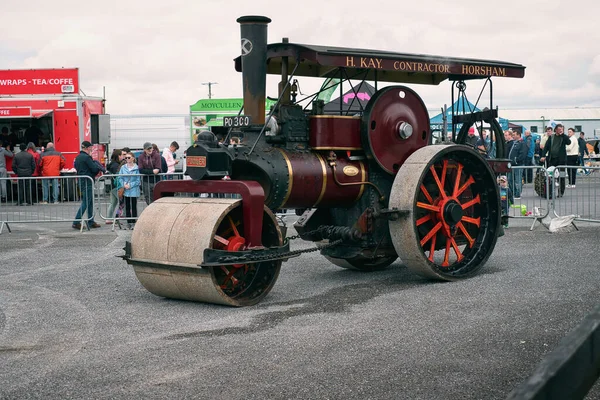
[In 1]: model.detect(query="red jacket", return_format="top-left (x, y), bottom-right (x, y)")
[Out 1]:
top-left (27, 149), bottom-right (41, 176)
top-left (39, 148), bottom-right (65, 177)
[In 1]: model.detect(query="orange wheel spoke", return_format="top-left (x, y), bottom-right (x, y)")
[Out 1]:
top-left (450, 238), bottom-right (464, 261)
top-left (442, 239), bottom-right (451, 267)
top-left (461, 194), bottom-right (481, 210)
top-left (420, 221), bottom-right (442, 247)
top-left (429, 165), bottom-right (447, 199)
top-left (214, 235), bottom-right (229, 246)
top-left (456, 176), bottom-right (475, 197)
top-left (228, 215), bottom-right (240, 237)
top-left (420, 184), bottom-right (434, 204)
top-left (461, 216), bottom-right (481, 227)
top-left (428, 234), bottom-right (437, 262)
top-left (440, 159), bottom-right (448, 189)
top-left (417, 202), bottom-right (440, 212)
top-left (453, 163), bottom-right (463, 197)
top-left (457, 222), bottom-right (475, 247)
top-left (416, 214), bottom-right (433, 226)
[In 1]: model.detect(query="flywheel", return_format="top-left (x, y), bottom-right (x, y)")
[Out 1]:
top-left (129, 197), bottom-right (282, 306)
top-left (361, 86), bottom-right (431, 174)
top-left (388, 145), bottom-right (501, 279)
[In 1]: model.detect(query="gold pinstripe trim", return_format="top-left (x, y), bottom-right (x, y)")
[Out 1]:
top-left (355, 161), bottom-right (366, 202)
top-left (277, 148), bottom-right (293, 208)
top-left (313, 153), bottom-right (328, 207)
top-left (311, 146), bottom-right (362, 151)
top-left (308, 115), bottom-right (360, 119)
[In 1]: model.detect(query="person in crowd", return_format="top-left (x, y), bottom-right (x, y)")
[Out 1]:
top-left (508, 131), bottom-right (527, 200)
top-left (523, 130), bottom-right (535, 183)
top-left (565, 128), bottom-right (579, 188)
top-left (72, 141), bottom-right (104, 229)
top-left (118, 152), bottom-right (141, 230)
top-left (105, 148), bottom-right (126, 224)
top-left (0, 127), bottom-right (10, 146)
top-left (12, 143), bottom-right (36, 206)
top-left (38, 142), bottom-right (65, 204)
top-left (578, 131), bottom-right (589, 167)
top-left (24, 124), bottom-right (43, 147)
top-left (25, 142), bottom-right (41, 203)
top-left (465, 127), bottom-right (478, 148)
top-left (498, 175), bottom-right (511, 228)
top-left (475, 129), bottom-right (491, 157)
top-left (540, 126), bottom-right (553, 151)
top-left (534, 138), bottom-right (542, 165)
top-left (162, 141), bottom-right (180, 177)
top-left (540, 124), bottom-right (571, 196)
top-left (122, 147), bottom-right (131, 153)
top-left (152, 143), bottom-right (168, 174)
top-left (504, 130), bottom-right (514, 156)
top-left (8, 128), bottom-right (18, 150)
top-left (137, 141), bottom-right (162, 205)
top-left (0, 140), bottom-right (14, 202)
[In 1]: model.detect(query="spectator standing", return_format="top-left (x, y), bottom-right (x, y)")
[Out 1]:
top-left (105, 149), bottom-right (126, 224)
top-left (12, 143), bottom-right (36, 206)
top-left (465, 127), bottom-right (478, 148)
top-left (137, 142), bottom-right (162, 205)
top-left (508, 131), bottom-right (526, 200)
top-left (565, 128), bottom-right (579, 188)
top-left (523, 130), bottom-right (535, 183)
top-left (0, 141), bottom-right (14, 202)
top-left (118, 152), bottom-right (141, 230)
top-left (162, 141), bottom-right (180, 177)
top-left (39, 142), bottom-right (65, 204)
top-left (72, 141), bottom-right (103, 229)
top-left (540, 126), bottom-right (553, 150)
top-left (152, 143), bottom-right (168, 174)
top-left (26, 142), bottom-right (41, 203)
top-left (476, 130), bottom-right (491, 157)
top-left (541, 124), bottom-right (571, 196)
top-left (534, 139), bottom-right (542, 165)
top-left (578, 132), bottom-right (589, 167)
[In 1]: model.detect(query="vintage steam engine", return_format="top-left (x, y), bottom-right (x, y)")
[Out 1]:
top-left (124, 16), bottom-right (525, 306)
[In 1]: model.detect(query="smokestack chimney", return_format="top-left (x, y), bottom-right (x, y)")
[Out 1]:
top-left (237, 15), bottom-right (271, 126)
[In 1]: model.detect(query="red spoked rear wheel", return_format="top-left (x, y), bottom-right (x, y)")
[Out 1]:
top-left (389, 145), bottom-right (501, 280)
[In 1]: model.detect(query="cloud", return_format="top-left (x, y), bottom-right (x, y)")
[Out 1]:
top-left (2, 0), bottom-right (599, 114)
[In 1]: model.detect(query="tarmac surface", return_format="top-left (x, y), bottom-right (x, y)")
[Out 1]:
top-left (1, 214), bottom-right (600, 399)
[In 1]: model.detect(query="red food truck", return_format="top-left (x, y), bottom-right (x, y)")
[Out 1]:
top-left (0, 68), bottom-right (110, 173)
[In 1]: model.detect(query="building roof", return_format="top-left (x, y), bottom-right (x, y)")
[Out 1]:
top-left (498, 107), bottom-right (600, 121)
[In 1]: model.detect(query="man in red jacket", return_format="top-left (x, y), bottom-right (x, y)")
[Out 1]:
top-left (39, 142), bottom-right (65, 204)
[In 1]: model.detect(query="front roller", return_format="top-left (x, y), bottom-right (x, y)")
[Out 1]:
top-left (389, 145), bottom-right (501, 280)
top-left (129, 197), bottom-right (282, 306)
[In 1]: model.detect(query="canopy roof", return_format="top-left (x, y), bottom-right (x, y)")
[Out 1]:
top-left (430, 99), bottom-right (509, 130)
top-left (234, 43), bottom-right (526, 85)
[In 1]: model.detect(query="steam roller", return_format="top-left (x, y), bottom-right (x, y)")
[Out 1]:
top-left (129, 197), bottom-right (282, 306)
top-left (122, 15), bottom-right (525, 306)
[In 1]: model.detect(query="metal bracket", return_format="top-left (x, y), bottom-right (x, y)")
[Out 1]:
top-left (374, 207), bottom-right (408, 221)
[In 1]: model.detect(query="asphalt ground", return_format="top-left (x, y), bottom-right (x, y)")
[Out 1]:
top-left (1, 214), bottom-right (600, 399)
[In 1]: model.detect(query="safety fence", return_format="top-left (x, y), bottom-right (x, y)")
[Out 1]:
top-left (505, 164), bottom-right (600, 229)
top-left (1, 166), bottom-right (598, 234)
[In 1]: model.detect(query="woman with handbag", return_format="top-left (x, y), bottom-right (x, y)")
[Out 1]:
top-left (118, 152), bottom-right (141, 230)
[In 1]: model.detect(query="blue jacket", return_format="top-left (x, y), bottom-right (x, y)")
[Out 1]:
top-left (74, 151), bottom-right (105, 178)
top-left (118, 164), bottom-right (141, 198)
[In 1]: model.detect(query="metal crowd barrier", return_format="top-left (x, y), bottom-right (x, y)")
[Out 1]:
top-left (506, 165), bottom-right (550, 230)
top-left (550, 165), bottom-right (600, 223)
top-left (96, 172), bottom-right (187, 231)
top-left (0, 175), bottom-right (94, 234)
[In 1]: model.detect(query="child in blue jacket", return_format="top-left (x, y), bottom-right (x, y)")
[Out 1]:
top-left (118, 152), bottom-right (141, 229)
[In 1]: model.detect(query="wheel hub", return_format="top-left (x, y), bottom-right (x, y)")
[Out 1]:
top-left (442, 200), bottom-right (463, 226)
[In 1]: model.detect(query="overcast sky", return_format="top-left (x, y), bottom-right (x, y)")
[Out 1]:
top-left (2, 0), bottom-right (599, 115)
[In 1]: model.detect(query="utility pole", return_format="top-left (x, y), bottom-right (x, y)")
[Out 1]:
top-left (202, 82), bottom-right (218, 99)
